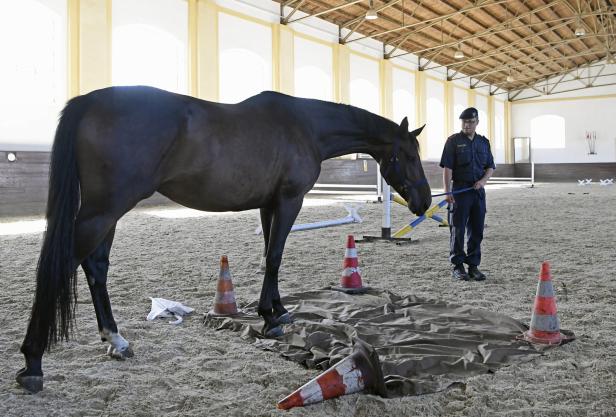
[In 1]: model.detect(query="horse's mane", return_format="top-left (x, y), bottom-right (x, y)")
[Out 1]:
top-left (245, 91), bottom-right (399, 141)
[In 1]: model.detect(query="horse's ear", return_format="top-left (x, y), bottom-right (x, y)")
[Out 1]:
top-left (409, 124), bottom-right (426, 138)
top-left (399, 117), bottom-right (409, 132)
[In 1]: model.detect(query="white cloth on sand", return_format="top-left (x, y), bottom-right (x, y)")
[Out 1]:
top-left (147, 297), bottom-right (194, 325)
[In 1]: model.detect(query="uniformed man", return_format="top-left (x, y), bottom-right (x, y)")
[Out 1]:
top-left (439, 107), bottom-right (495, 281)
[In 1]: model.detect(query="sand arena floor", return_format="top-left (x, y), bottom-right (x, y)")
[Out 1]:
top-left (0, 183), bottom-right (615, 417)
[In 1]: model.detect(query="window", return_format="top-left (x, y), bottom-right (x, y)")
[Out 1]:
top-left (493, 99), bottom-right (506, 163)
top-left (530, 115), bottom-right (566, 149)
top-left (219, 12), bottom-right (272, 104)
top-left (112, 0), bottom-right (188, 94)
top-left (425, 78), bottom-right (445, 160)
top-left (349, 54), bottom-right (380, 115)
top-left (294, 37), bottom-right (333, 101)
top-left (0, 0), bottom-right (67, 149)
top-left (475, 93), bottom-right (488, 136)
top-left (392, 67), bottom-right (416, 128)
top-left (452, 86), bottom-right (468, 133)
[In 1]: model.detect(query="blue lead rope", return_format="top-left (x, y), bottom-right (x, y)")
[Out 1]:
top-left (431, 186), bottom-right (474, 197)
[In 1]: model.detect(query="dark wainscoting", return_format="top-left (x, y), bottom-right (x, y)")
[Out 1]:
top-left (314, 158), bottom-right (379, 192)
top-left (521, 162), bottom-right (616, 182)
top-left (421, 161), bottom-right (616, 188)
top-left (1, 151), bottom-right (615, 218)
top-left (1, 151), bottom-right (51, 217)
top-left (0, 151), bottom-right (171, 218)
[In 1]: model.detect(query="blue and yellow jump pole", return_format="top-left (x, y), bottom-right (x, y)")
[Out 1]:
top-left (391, 195), bottom-right (449, 238)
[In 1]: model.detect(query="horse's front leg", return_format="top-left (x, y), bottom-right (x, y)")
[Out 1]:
top-left (259, 196), bottom-right (303, 337)
top-left (81, 226), bottom-right (133, 360)
top-left (259, 207), bottom-right (273, 272)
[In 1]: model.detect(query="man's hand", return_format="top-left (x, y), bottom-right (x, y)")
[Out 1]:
top-left (474, 179), bottom-right (487, 190)
top-left (443, 168), bottom-right (454, 205)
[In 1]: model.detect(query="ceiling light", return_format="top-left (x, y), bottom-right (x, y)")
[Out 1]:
top-left (454, 48), bottom-right (464, 60)
top-left (574, 17), bottom-right (586, 36)
top-left (506, 75), bottom-right (514, 83)
top-left (7, 152), bottom-right (16, 162)
top-left (365, 0), bottom-right (378, 20)
top-left (608, 54), bottom-right (616, 65)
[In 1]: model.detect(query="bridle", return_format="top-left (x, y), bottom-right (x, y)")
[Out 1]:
top-left (381, 134), bottom-right (427, 195)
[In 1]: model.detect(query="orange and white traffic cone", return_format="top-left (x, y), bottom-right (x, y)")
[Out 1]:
top-left (522, 261), bottom-right (572, 345)
top-left (277, 340), bottom-right (385, 410)
top-left (209, 255), bottom-right (239, 316)
top-left (333, 235), bottom-right (369, 294)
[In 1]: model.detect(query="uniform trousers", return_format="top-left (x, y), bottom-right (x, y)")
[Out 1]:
top-left (447, 187), bottom-right (486, 266)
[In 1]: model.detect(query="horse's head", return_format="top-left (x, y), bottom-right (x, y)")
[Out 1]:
top-left (379, 117), bottom-right (431, 216)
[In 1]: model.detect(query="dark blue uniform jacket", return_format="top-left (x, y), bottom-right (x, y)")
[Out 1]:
top-left (439, 132), bottom-right (496, 187)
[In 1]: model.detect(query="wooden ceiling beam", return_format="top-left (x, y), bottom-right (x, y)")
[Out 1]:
top-left (559, 0), bottom-right (614, 60)
top-left (345, 0), bottom-right (508, 44)
top-left (401, 1), bottom-right (529, 80)
top-left (426, 32), bottom-right (615, 72)
top-left (429, 1), bottom-right (555, 86)
top-left (285, 0), bottom-right (364, 24)
top-left (488, 1), bottom-right (573, 80)
top-left (387, 0), bottom-right (562, 57)
top-left (456, 48), bottom-right (611, 81)
top-left (273, 0), bottom-right (615, 93)
top-left (534, 1), bottom-right (601, 64)
top-left (388, 9), bottom-right (611, 58)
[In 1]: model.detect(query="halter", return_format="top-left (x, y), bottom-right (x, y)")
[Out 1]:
top-left (381, 134), bottom-right (428, 193)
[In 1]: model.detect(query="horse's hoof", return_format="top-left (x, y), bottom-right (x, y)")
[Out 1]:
top-left (16, 368), bottom-right (43, 393)
top-left (107, 345), bottom-right (134, 360)
top-left (264, 325), bottom-right (284, 338)
top-left (276, 312), bottom-right (294, 324)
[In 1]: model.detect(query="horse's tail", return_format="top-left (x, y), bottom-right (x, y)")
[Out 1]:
top-left (25, 94), bottom-right (91, 352)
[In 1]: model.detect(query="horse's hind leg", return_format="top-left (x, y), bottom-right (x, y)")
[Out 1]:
top-left (259, 196), bottom-right (303, 337)
top-left (17, 208), bottom-right (120, 393)
top-left (81, 225), bottom-right (133, 360)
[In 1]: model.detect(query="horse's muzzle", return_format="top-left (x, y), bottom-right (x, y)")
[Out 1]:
top-left (407, 185), bottom-right (431, 216)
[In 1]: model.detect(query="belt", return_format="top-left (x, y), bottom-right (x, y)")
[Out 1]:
top-left (453, 181), bottom-right (475, 188)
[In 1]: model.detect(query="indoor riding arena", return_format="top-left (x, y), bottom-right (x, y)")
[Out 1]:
top-left (1, 1), bottom-right (615, 416)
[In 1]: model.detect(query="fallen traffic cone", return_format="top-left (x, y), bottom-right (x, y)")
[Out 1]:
top-left (522, 261), bottom-right (571, 345)
top-left (209, 256), bottom-right (239, 316)
top-left (277, 339), bottom-right (385, 410)
top-left (333, 235), bottom-right (369, 294)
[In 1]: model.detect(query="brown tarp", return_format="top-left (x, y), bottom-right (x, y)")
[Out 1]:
top-left (204, 288), bottom-right (573, 397)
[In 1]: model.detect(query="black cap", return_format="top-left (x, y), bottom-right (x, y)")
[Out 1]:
top-left (459, 107), bottom-right (478, 120)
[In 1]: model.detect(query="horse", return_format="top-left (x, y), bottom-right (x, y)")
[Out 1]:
top-left (16, 86), bottom-right (431, 393)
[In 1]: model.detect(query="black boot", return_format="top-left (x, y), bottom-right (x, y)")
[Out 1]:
top-left (452, 264), bottom-right (470, 281)
top-left (468, 265), bottom-right (486, 281)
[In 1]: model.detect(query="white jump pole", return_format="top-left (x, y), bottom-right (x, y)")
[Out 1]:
top-left (289, 205), bottom-right (362, 232)
top-left (254, 204), bottom-right (362, 235)
top-left (376, 167), bottom-right (383, 200)
top-left (531, 161), bottom-right (535, 187)
top-left (381, 180), bottom-right (392, 238)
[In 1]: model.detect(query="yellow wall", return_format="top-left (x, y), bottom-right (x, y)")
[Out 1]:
top-left (444, 81), bottom-right (453, 139)
top-left (334, 44), bottom-right (350, 104)
top-left (196, 0), bottom-right (218, 101)
top-left (273, 24), bottom-right (294, 95)
top-left (415, 71), bottom-right (427, 155)
top-left (380, 60), bottom-right (393, 119)
top-left (63, 0), bottom-right (511, 161)
top-left (77, 0), bottom-right (112, 94)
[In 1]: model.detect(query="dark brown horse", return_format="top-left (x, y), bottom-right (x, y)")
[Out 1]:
top-left (16, 86), bottom-right (431, 392)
